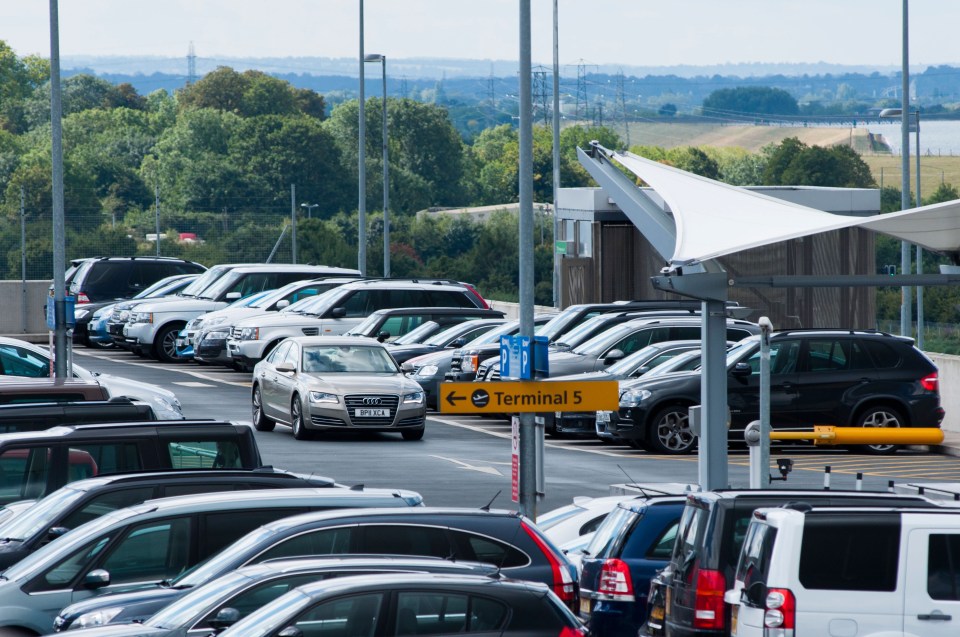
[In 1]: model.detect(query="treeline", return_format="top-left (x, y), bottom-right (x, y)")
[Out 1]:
top-left (1, 40), bottom-right (957, 315)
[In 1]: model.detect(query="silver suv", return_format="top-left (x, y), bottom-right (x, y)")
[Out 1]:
top-left (227, 279), bottom-right (485, 369)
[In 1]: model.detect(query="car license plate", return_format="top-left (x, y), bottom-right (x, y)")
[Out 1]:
top-left (578, 597), bottom-right (591, 616)
top-left (355, 408), bottom-right (389, 417)
top-left (597, 410), bottom-right (610, 423)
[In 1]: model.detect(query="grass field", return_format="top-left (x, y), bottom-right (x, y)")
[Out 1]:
top-left (619, 122), bottom-right (960, 192)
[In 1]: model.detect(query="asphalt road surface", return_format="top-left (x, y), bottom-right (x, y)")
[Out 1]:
top-left (75, 347), bottom-right (960, 515)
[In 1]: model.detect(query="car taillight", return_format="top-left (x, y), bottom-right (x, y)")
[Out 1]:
top-left (598, 558), bottom-right (635, 600)
top-left (521, 521), bottom-right (577, 604)
top-left (921, 372), bottom-right (939, 392)
top-left (76, 292), bottom-right (90, 304)
top-left (462, 283), bottom-right (490, 309)
top-left (693, 568), bottom-right (726, 631)
top-left (763, 587), bottom-right (795, 636)
top-left (558, 627), bottom-right (587, 637)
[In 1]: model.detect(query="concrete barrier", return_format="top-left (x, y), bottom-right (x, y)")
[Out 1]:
top-left (929, 353), bottom-right (960, 435)
top-left (0, 280), bottom-right (53, 338)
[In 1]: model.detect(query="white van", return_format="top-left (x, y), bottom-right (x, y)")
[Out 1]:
top-left (725, 504), bottom-right (960, 637)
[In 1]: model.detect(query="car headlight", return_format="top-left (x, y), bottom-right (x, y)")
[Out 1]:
top-left (205, 330), bottom-right (230, 340)
top-left (132, 312), bottom-right (153, 324)
top-left (415, 365), bottom-right (439, 378)
top-left (240, 327), bottom-right (260, 340)
top-left (403, 391), bottom-right (424, 404)
top-left (76, 607), bottom-right (124, 628)
top-left (206, 316), bottom-right (227, 327)
top-left (620, 389), bottom-right (652, 408)
top-left (309, 391), bottom-right (339, 403)
top-left (151, 395), bottom-right (183, 416)
top-left (186, 318), bottom-right (201, 330)
top-left (461, 354), bottom-right (479, 373)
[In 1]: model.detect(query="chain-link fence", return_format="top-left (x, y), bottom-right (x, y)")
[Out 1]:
top-left (877, 320), bottom-right (960, 355)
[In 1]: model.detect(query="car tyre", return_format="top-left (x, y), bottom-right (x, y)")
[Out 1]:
top-left (646, 406), bottom-right (696, 455)
top-left (401, 427), bottom-right (425, 441)
top-left (154, 324), bottom-right (185, 363)
top-left (291, 395), bottom-right (311, 440)
top-left (252, 385), bottom-right (276, 432)
top-left (854, 405), bottom-right (904, 455)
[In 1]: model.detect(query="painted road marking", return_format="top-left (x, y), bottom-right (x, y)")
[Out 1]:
top-left (173, 381), bottom-right (216, 388)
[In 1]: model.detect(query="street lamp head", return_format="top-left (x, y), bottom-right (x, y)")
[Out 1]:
top-left (364, 54), bottom-right (384, 62)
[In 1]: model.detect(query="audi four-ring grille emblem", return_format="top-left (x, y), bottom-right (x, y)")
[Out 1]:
top-left (362, 397), bottom-right (382, 405)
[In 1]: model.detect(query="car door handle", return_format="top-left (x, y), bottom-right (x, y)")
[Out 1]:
top-left (918, 612), bottom-right (952, 621)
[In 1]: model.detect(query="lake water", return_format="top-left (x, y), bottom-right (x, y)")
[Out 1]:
top-left (867, 120), bottom-right (960, 156)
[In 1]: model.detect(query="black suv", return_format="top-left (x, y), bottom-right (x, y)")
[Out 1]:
top-left (68, 257), bottom-right (206, 304)
top-left (66, 257), bottom-right (206, 346)
top-left (0, 468), bottom-right (339, 570)
top-left (0, 420), bottom-right (263, 505)
top-left (663, 489), bottom-right (933, 637)
top-left (605, 329), bottom-right (943, 454)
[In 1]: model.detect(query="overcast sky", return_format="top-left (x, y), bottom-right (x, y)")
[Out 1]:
top-left (2, 1), bottom-right (957, 69)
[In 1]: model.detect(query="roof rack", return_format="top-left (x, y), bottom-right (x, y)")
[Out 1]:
top-left (772, 328), bottom-right (895, 337)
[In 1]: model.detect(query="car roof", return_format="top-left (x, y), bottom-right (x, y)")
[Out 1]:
top-left (619, 495), bottom-right (688, 514)
top-left (289, 336), bottom-right (390, 348)
top-left (133, 487), bottom-right (420, 514)
top-left (689, 489), bottom-right (930, 503)
top-left (291, 572), bottom-right (543, 598)
top-left (0, 419), bottom-right (242, 442)
top-left (57, 469), bottom-right (332, 492)
top-left (224, 265), bottom-right (360, 275)
top-left (337, 279), bottom-right (474, 291)
top-left (262, 506), bottom-right (521, 533)
top-left (364, 307), bottom-right (504, 317)
top-left (239, 556), bottom-right (498, 578)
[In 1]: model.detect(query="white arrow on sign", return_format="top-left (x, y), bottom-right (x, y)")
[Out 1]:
top-left (430, 455), bottom-right (504, 476)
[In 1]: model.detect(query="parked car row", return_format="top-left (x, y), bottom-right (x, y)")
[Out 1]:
top-left (535, 484), bottom-right (958, 637)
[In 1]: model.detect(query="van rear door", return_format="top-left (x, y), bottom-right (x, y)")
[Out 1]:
top-left (904, 523), bottom-right (960, 636)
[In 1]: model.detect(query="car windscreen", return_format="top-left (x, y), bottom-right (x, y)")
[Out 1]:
top-left (552, 315), bottom-right (623, 351)
top-left (148, 570), bottom-right (252, 629)
top-left (606, 343), bottom-right (665, 376)
top-left (170, 526), bottom-right (277, 588)
top-left (572, 323), bottom-right (640, 356)
top-left (282, 287), bottom-right (345, 316)
top-left (198, 271), bottom-right (245, 300)
top-left (393, 321), bottom-right (442, 345)
top-left (585, 505), bottom-right (638, 559)
top-left (302, 345), bottom-right (400, 373)
top-left (343, 313), bottom-right (388, 337)
top-left (0, 485), bottom-right (87, 542)
top-left (179, 266), bottom-right (230, 297)
top-left (135, 275), bottom-right (193, 299)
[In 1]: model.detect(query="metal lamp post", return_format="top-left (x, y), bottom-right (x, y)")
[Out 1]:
top-left (365, 53), bottom-right (390, 278)
top-left (300, 203), bottom-right (318, 219)
top-left (358, 0), bottom-right (367, 275)
top-left (880, 107), bottom-right (922, 347)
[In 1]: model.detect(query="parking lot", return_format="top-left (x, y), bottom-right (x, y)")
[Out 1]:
top-left (75, 346), bottom-right (960, 510)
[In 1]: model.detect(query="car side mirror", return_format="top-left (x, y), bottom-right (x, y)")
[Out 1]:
top-left (377, 331), bottom-right (391, 343)
top-left (634, 365), bottom-right (650, 377)
top-left (277, 627), bottom-right (303, 637)
top-left (84, 569), bottom-right (111, 589)
top-left (225, 292), bottom-right (241, 300)
top-left (209, 607), bottom-right (241, 631)
top-left (732, 362), bottom-right (752, 377)
top-left (275, 361), bottom-right (296, 374)
top-left (47, 526), bottom-right (69, 541)
top-left (743, 580), bottom-right (767, 606)
top-left (449, 337), bottom-right (467, 348)
top-left (330, 307), bottom-right (347, 318)
top-left (603, 349), bottom-right (625, 365)
top-left (275, 300), bottom-right (290, 310)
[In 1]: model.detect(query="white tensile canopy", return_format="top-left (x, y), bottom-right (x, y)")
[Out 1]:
top-left (611, 151), bottom-right (960, 266)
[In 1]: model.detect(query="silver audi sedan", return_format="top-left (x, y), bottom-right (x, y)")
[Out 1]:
top-left (251, 336), bottom-right (426, 441)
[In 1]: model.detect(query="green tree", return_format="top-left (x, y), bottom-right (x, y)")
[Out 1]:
top-left (177, 67), bottom-right (325, 120)
top-left (703, 86), bottom-right (800, 117)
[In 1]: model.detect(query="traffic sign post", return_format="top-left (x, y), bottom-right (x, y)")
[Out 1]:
top-left (440, 380), bottom-right (619, 414)
top-left (511, 417), bottom-right (519, 503)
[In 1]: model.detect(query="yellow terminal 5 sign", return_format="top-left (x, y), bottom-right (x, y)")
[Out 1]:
top-left (439, 381), bottom-right (619, 414)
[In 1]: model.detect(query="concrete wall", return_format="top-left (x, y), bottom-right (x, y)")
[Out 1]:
top-left (0, 280), bottom-right (52, 336)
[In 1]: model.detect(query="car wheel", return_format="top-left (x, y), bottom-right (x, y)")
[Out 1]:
top-left (646, 406), bottom-right (696, 455)
top-left (402, 427), bottom-right (425, 441)
top-left (154, 324), bottom-right (185, 363)
top-left (252, 385), bottom-right (276, 432)
top-left (291, 395), bottom-right (311, 440)
top-left (854, 405), bottom-right (904, 455)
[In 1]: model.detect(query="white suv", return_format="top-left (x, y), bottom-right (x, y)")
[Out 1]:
top-left (227, 279), bottom-right (485, 370)
top-left (725, 503), bottom-right (959, 637)
top-left (123, 264), bottom-right (359, 362)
